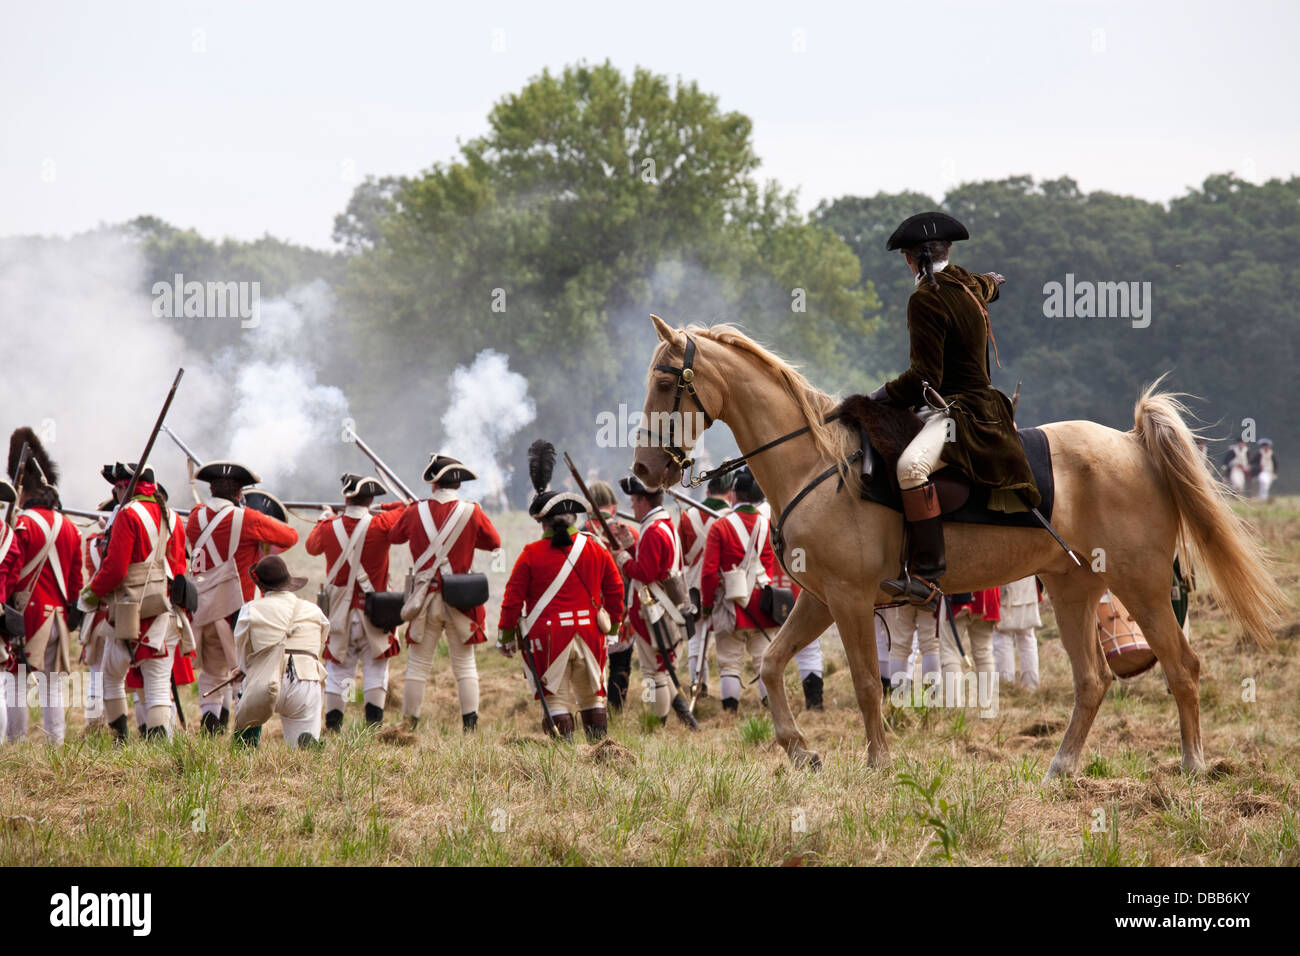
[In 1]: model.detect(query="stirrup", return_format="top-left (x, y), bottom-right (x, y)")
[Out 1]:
top-left (881, 571), bottom-right (943, 611)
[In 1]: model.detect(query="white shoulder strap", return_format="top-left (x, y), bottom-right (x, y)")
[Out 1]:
top-left (18, 511), bottom-right (69, 602)
top-left (193, 504), bottom-right (240, 570)
top-left (682, 509), bottom-right (708, 566)
top-left (413, 500), bottom-right (474, 574)
top-left (326, 514), bottom-right (373, 593)
top-left (522, 533), bottom-right (587, 635)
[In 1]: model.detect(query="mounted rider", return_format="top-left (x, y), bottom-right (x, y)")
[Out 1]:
top-left (870, 212), bottom-right (1039, 610)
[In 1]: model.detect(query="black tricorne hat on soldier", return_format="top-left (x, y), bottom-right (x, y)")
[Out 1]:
top-left (732, 466), bottom-right (764, 503)
top-left (9, 427), bottom-right (59, 491)
top-left (526, 440), bottom-right (587, 521)
top-left (340, 473), bottom-right (387, 499)
top-left (884, 211), bottom-right (970, 251)
top-left (423, 453), bottom-right (477, 486)
top-left (195, 461), bottom-right (261, 486)
top-left (101, 461), bottom-right (156, 485)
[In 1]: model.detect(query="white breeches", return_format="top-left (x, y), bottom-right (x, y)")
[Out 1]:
top-left (794, 638), bottom-right (823, 679)
top-left (1256, 471), bottom-right (1274, 500)
top-left (993, 626), bottom-right (1040, 690)
top-left (882, 604), bottom-right (939, 682)
top-left (278, 676), bottom-right (323, 747)
top-left (324, 617), bottom-right (391, 701)
top-left (402, 598), bottom-right (479, 717)
top-left (4, 637), bottom-right (73, 744)
top-left (897, 411), bottom-right (951, 490)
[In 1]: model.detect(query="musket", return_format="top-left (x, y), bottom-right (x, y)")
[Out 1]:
top-left (343, 424), bottom-right (416, 503)
top-left (7, 443), bottom-right (32, 528)
top-left (514, 627), bottom-right (559, 738)
top-left (666, 486), bottom-right (724, 520)
top-left (688, 618), bottom-right (711, 715)
top-left (1011, 380), bottom-right (1022, 417)
top-left (161, 424), bottom-right (202, 467)
top-left (110, 369), bottom-right (185, 536)
top-left (201, 670), bottom-right (242, 699)
top-left (563, 453), bottom-right (620, 549)
top-left (615, 509), bottom-right (636, 523)
top-left (639, 585), bottom-right (686, 696)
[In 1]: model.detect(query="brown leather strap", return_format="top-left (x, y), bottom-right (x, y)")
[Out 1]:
top-left (901, 483), bottom-right (941, 522)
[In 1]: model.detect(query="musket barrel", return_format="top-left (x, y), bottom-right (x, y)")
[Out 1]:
top-left (666, 486), bottom-right (724, 519)
top-left (161, 423), bottom-right (203, 467)
top-left (345, 426), bottom-right (417, 502)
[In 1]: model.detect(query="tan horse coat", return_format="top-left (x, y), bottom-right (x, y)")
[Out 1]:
top-left (633, 318), bottom-right (1286, 778)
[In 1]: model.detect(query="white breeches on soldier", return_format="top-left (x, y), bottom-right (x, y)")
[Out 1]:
top-left (324, 613), bottom-right (390, 714)
top-left (882, 603), bottom-right (939, 686)
top-left (529, 641), bottom-right (604, 717)
top-left (235, 671), bottom-right (320, 747)
top-left (102, 616), bottom-right (180, 736)
top-left (402, 594), bottom-right (479, 719)
top-left (897, 409), bottom-right (951, 490)
top-left (794, 638), bottom-right (823, 680)
top-left (3, 643), bottom-right (70, 746)
top-left (196, 620), bottom-right (237, 719)
top-left (714, 628), bottom-right (769, 704)
top-left (1228, 465), bottom-right (1246, 494)
top-left (1257, 470), bottom-right (1274, 500)
top-left (940, 612), bottom-right (997, 707)
top-left (633, 632), bottom-right (677, 718)
top-left (688, 626), bottom-right (710, 686)
top-left (993, 626), bottom-right (1039, 690)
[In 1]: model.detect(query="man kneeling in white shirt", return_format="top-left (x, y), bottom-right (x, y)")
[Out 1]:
top-left (230, 555), bottom-right (330, 749)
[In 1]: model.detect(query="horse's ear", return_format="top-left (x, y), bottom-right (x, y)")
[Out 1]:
top-left (650, 314), bottom-right (684, 346)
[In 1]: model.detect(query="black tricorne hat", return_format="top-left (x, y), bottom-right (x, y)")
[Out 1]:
top-left (195, 461), bottom-right (261, 486)
top-left (619, 474), bottom-right (656, 497)
top-left (0, 479), bottom-right (15, 504)
top-left (243, 489), bottom-right (289, 523)
top-left (340, 474), bottom-right (388, 499)
top-left (885, 211), bottom-right (970, 251)
top-left (249, 554), bottom-right (308, 593)
top-left (733, 466), bottom-right (764, 502)
top-left (423, 453), bottom-right (477, 485)
top-left (100, 461), bottom-right (155, 485)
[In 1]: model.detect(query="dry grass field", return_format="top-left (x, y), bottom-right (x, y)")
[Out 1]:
top-left (1, 499), bottom-right (1296, 866)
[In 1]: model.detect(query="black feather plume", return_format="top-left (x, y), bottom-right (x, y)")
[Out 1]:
top-left (527, 440), bottom-right (556, 494)
top-left (8, 427), bottom-right (58, 488)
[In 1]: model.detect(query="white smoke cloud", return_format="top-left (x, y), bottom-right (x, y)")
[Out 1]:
top-left (0, 230), bottom-right (350, 507)
top-left (439, 349), bottom-right (536, 503)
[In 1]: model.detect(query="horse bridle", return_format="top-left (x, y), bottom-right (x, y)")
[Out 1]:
top-left (649, 336), bottom-right (715, 482)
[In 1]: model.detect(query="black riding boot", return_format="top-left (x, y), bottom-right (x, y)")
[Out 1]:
top-left (671, 693), bottom-right (700, 731)
top-left (881, 482), bottom-right (946, 611)
top-left (364, 703), bottom-right (383, 728)
top-left (580, 707), bottom-right (608, 741)
top-left (462, 711), bottom-right (477, 734)
top-left (802, 673), bottom-right (824, 711)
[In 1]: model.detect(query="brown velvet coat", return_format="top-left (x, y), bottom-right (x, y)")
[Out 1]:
top-left (882, 264), bottom-right (1041, 506)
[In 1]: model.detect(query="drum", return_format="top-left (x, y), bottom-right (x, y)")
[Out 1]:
top-left (1097, 591), bottom-right (1157, 678)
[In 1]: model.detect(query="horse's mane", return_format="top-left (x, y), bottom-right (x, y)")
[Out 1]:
top-left (655, 323), bottom-right (862, 494)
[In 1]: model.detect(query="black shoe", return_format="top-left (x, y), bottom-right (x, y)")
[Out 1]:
top-left (881, 483), bottom-right (946, 611)
top-left (296, 732), bottom-right (324, 750)
top-left (406, 716), bottom-right (420, 732)
top-left (671, 693), bottom-right (700, 731)
top-left (699, 681), bottom-right (709, 699)
top-left (324, 709), bottom-right (344, 733)
top-left (802, 673), bottom-right (824, 711)
top-left (144, 725), bottom-right (169, 741)
top-left (462, 711), bottom-right (477, 734)
top-left (232, 726), bottom-right (261, 749)
top-left (364, 703), bottom-right (383, 727)
top-left (580, 708), bottom-right (608, 742)
top-left (108, 714), bottom-right (130, 745)
top-left (200, 711), bottom-right (224, 736)
top-left (219, 706), bottom-right (230, 729)
top-left (881, 675), bottom-right (891, 696)
top-left (722, 697), bottom-right (739, 713)
top-left (137, 723), bottom-right (147, 738)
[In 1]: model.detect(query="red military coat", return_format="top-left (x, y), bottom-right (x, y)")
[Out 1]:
top-left (184, 499), bottom-right (299, 602)
top-left (677, 498), bottom-right (728, 591)
top-left (305, 503), bottom-right (405, 610)
top-left (614, 508), bottom-right (680, 653)
top-left (388, 492), bottom-right (501, 644)
top-left (952, 587), bottom-right (1001, 622)
top-left (0, 506), bottom-right (84, 672)
top-left (499, 531), bottom-right (625, 698)
top-left (700, 505), bottom-right (779, 631)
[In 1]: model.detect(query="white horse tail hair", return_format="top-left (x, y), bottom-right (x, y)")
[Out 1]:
top-left (1132, 378), bottom-right (1287, 648)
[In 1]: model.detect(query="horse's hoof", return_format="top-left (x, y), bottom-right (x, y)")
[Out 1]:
top-left (791, 748), bottom-right (822, 772)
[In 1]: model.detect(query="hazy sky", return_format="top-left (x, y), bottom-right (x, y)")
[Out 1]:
top-left (3, 0), bottom-right (1296, 249)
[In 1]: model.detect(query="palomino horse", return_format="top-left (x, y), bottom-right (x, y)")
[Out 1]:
top-left (632, 317), bottom-right (1285, 778)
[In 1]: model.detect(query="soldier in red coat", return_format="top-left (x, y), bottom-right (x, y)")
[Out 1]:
top-left (581, 480), bottom-right (638, 711)
top-left (305, 474), bottom-right (405, 730)
top-left (609, 474), bottom-right (698, 729)
top-left (389, 454), bottom-right (501, 732)
top-left (677, 473), bottom-right (734, 699)
top-left (82, 463), bottom-right (186, 741)
top-left (942, 587), bottom-right (1000, 708)
top-left (0, 429), bottom-right (82, 745)
top-left (699, 468), bottom-right (779, 713)
top-left (497, 441), bottom-right (625, 741)
top-left (186, 461), bottom-right (299, 734)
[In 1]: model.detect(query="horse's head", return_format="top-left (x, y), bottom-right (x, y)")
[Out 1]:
top-left (632, 315), bottom-right (722, 490)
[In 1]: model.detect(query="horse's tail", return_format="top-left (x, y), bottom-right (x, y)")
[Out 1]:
top-left (1132, 379), bottom-right (1286, 648)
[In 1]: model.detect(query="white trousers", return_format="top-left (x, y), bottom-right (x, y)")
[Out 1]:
top-left (794, 638), bottom-right (823, 679)
top-left (882, 604), bottom-right (939, 682)
top-left (278, 676), bottom-right (323, 747)
top-left (993, 626), bottom-right (1040, 690)
top-left (1257, 471), bottom-right (1274, 500)
top-left (4, 640), bottom-right (75, 745)
top-left (402, 596), bottom-right (479, 718)
top-left (897, 411), bottom-right (950, 489)
top-left (324, 616), bottom-right (390, 710)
